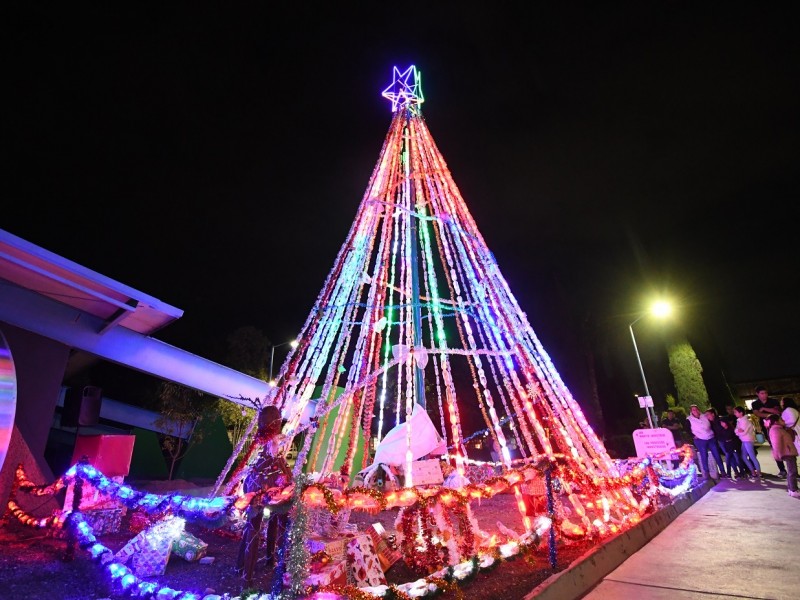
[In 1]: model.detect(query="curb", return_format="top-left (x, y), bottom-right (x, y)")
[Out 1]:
top-left (523, 479), bottom-right (716, 600)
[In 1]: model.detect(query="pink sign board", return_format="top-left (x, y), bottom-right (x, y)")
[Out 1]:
top-left (632, 428), bottom-right (676, 458)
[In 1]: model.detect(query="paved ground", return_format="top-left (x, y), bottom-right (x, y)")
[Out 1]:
top-left (582, 445), bottom-right (800, 600)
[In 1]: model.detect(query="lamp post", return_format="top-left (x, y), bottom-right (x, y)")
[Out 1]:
top-left (269, 339), bottom-right (299, 386)
top-left (629, 316), bottom-right (655, 428)
top-left (628, 301), bottom-right (672, 429)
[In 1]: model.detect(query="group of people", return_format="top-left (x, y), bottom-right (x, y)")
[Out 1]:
top-left (661, 386), bottom-right (799, 498)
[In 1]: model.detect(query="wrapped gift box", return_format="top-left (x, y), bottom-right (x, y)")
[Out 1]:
top-left (307, 534), bottom-right (353, 562)
top-left (346, 533), bottom-right (386, 588)
top-left (115, 518), bottom-right (182, 578)
top-left (83, 506), bottom-right (125, 535)
top-left (171, 530), bottom-right (208, 562)
top-left (284, 559), bottom-right (347, 588)
top-left (63, 476), bottom-right (124, 511)
top-left (308, 506), bottom-right (352, 538)
top-left (368, 523), bottom-right (401, 571)
top-left (410, 459), bottom-right (443, 486)
top-left (71, 435), bottom-right (136, 477)
top-left (132, 532), bottom-right (174, 577)
top-left (308, 559), bottom-right (347, 586)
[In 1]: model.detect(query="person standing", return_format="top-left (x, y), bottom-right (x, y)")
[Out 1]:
top-left (763, 415), bottom-right (799, 498)
top-left (751, 385), bottom-right (787, 478)
top-left (734, 406), bottom-right (761, 479)
top-left (781, 397), bottom-right (800, 454)
top-left (661, 409), bottom-right (686, 446)
top-left (687, 404), bottom-right (724, 479)
top-left (660, 409), bottom-right (685, 468)
top-left (705, 409), bottom-right (734, 478)
top-left (722, 403), bottom-right (746, 473)
top-left (236, 405), bottom-right (292, 583)
top-left (722, 404), bottom-right (737, 427)
top-left (717, 418), bottom-right (745, 479)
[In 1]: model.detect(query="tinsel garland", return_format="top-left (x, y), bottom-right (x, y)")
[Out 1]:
top-left (417, 501), bottom-right (440, 573)
top-left (213, 409), bottom-right (261, 496)
top-left (545, 467), bottom-right (557, 569)
top-left (313, 584), bottom-right (380, 600)
top-left (1, 465), bottom-right (22, 526)
top-left (386, 585), bottom-right (415, 600)
top-left (341, 392), bottom-right (364, 481)
top-left (426, 576), bottom-right (464, 600)
top-left (14, 444), bottom-right (681, 545)
top-left (13, 464), bottom-right (68, 496)
top-left (307, 483), bottom-right (342, 515)
top-left (220, 437), bottom-right (264, 497)
top-left (452, 501), bottom-right (475, 559)
top-left (345, 486), bottom-right (388, 512)
top-left (270, 514), bottom-right (291, 599)
top-left (462, 504), bottom-right (486, 549)
top-left (290, 418), bottom-right (319, 479)
top-left (280, 473), bottom-right (311, 599)
top-left (27, 474), bottom-right (549, 600)
top-left (396, 495), bottom-right (442, 573)
top-left (71, 463), bottom-right (237, 526)
top-left (5, 499), bottom-right (66, 529)
top-left (14, 462), bottom-right (238, 527)
top-left (431, 503), bottom-right (459, 566)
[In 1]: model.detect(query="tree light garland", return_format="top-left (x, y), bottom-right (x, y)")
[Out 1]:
top-left (7, 443), bottom-right (693, 600)
top-left (6, 64), bottom-right (707, 599)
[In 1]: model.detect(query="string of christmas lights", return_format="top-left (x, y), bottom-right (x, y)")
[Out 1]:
top-left (5, 65), bottom-right (708, 599)
top-left (7, 439), bottom-right (695, 599)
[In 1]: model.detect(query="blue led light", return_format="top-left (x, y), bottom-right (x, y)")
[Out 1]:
top-left (108, 562), bottom-right (128, 580)
top-left (137, 582), bottom-right (157, 595)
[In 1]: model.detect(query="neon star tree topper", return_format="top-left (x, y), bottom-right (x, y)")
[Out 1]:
top-left (381, 65), bottom-right (424, 112)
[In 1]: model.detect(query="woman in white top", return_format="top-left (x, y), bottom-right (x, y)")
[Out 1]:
top-left (780, 397), bottom-right (800, 453)
top-left (687, 405), bottom-right (725, 478)
top-left (734, 406), bottom-right (761, 478)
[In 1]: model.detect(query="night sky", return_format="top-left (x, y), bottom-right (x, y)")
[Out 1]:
top-left (6, 3), bottom-right (799, 432)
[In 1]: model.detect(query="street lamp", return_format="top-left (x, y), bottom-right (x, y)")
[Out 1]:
top-left (269, 339), bottom-right (299, 386)
top-left (628, 301), bottom-right (672, 428)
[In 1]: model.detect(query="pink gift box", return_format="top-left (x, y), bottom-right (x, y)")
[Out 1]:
top-left (410, 459), bottom-right (444, 486)
top-left (72, 435), bottom-right (135, 477)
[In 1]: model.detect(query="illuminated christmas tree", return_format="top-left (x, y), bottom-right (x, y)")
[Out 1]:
top-left (6, 67), bottom-right (685, 600)
top-left (222, 66), bottom-right (658, 541)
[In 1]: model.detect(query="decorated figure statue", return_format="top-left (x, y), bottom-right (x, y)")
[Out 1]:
top-left (236, 405), bottom-right (292, 583)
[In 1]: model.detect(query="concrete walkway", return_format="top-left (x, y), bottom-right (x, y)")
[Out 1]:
top-left (582, 445), bottom-right (800, 600)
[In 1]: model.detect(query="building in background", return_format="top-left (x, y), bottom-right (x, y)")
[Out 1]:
top-left (0, 228), bottom-right (268, 506)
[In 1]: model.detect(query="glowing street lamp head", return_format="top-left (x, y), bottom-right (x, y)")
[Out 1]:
top-left (289, 339), bottom-right (299, 349)
top-left (382, 65), bottom-right (424, 112)
top-left (650, 301), bottom-right (672, 319)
